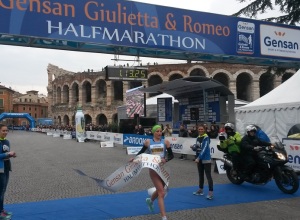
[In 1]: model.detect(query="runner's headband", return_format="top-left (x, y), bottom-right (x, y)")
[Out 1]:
top-left (152, 125), bottom-right (162, 133)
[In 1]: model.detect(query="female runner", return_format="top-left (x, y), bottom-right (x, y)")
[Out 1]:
top-left (130, 125), bottom-right (174, 220)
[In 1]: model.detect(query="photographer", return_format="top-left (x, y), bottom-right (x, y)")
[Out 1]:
top-left (218, 123), bottom-right (241, 173)
top-left (162, 124), bottom-right (172, 137)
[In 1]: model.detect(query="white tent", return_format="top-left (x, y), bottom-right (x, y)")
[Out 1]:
top-left (235, 70), bottom-right (300, 141)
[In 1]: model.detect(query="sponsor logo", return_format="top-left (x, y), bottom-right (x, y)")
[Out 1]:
top-left (170, 143), bottom-right (183, 149)
top-left (275, 31), bottom-right (285, 36)
top-left (237, 22), bottom-right (254, 33)
top-left (288, 154), bottom-right (300, 164)
top-left (263, 31), bottom-right (299, 50)
top-left (124, 136), bottom-right (147, 145)
top-left (104, 136), bottom-right (110, 141)
top-left (171, 137), bottom-right (177, 141)
top-left (290, 145), bottom-right (300, 151)
top-left (114, 137), bottom-right (121, 142)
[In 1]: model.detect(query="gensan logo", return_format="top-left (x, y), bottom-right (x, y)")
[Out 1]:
top-left (290, 145), bottom-right (300, 151)
top-left (263, 31), bottom-right (299, 50)
top-left (275, 31), bottom-right (285, 36)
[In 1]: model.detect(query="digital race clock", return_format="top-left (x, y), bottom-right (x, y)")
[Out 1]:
top-left (105, 66), bottom-right (148, 81)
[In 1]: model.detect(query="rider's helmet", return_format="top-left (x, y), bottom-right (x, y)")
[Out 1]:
top-left (224, 123), bottom-right (234, 131)
top-left (246, 125), bottom-right (257, 134)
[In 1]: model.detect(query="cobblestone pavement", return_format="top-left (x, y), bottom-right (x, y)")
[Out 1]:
top-left (6, 131), bottom-right (300, 220)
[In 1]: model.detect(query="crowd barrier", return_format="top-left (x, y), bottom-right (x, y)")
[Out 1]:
top-left (31, 129), bottom-right (300, 172)
top-left (34, 129), bottom-right (223, 158)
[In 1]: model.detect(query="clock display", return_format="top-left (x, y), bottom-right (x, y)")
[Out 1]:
top-left (105, 66), bottom-right (148, 81)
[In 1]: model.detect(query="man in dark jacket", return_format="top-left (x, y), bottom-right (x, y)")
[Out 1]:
top-left (179, 124), bottom-right (188, 160)
top-left (240, 125), bottom-right (272, 180)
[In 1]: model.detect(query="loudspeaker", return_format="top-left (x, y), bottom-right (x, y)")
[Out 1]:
top-left (190, 108), bottom-right (199, 121)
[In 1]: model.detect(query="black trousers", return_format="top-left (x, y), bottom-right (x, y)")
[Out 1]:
top-left (197, 162), bottom-right (213, 191)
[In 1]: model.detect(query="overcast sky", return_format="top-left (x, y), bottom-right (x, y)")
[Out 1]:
top-left (0, 0), bottom-right (279, 95)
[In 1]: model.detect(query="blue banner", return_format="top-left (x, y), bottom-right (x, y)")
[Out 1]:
top-left (0, 0), bottom-right (299, 62)
top-left (123, 134), bottom-right (152, 147)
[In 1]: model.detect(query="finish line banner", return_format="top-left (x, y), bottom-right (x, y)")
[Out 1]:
top-left (99, 154), bottom-right (170, 192)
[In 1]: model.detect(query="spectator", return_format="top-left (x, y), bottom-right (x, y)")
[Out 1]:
top-left (0, 124), bottom-right (16, 218)
top-left (219, 123), bottom-right (225, 133)
top-left (162, 124), bottom-right (172, 137)
top-left (138, 124), bottom-right (145, 135)
top-left (133, 125), bottom-right (139, 134)
top-left (188, 126), bottom-right (198, 138)
top-left (190, 124), bottom-right (214, 200)
top-left (207, 124), bottom-right (218, 139)
top-left (178, 125), bottom-right (188, 160)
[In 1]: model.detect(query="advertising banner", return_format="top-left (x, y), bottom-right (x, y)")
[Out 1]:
top-left (282, 138), bottom-right (300, 171)
top-left (98, 154), bottom-right (170, 192)
top-left (0, 0), bottom-right (299, 64)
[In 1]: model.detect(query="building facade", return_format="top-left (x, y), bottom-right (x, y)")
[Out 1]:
top-left (13, 90), bottom-right (48, 126)
top-left (0, 85), bottom-right (14, 125)
top-left (47, 62), bottom-right (295, 126)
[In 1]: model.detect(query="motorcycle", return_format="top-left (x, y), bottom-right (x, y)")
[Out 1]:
top-left (218, 137), bottom-right (299, 194)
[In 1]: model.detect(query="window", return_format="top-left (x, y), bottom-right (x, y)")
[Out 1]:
top-left (0, 99), bottom-right (3, 107)
top-left (29, 107), bottom-right (31, 110)
top-left (41, 109), bottom-right (43, 114)
top-left (35, 107), bottom-right (37, 111)
top-left (23, 107), bottom-right (25, 111)
top-left (0, 91), bottom-right (3, 94)
top-left (25, 98), bottom-right (27, 102)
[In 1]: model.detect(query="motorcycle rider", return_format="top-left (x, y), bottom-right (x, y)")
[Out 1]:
top-left (218, 123), bottom-right (241, 174)
top-left (240, 125), bottom-right (272, 181)
top-left (253, 125), bottom-right (271, 142)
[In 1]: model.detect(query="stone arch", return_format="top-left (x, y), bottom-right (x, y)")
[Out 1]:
top-left (259, 71), bottom-right (274, 97)
top-left (233, 69), bottom-right (256, 80)
top-left (85, 114), bottom-right (92, 125)
top-left (236, 72), bottom-right (253, 101)
top-left (62, 84), bottom-right (70, 103)
top-left (56, 86), bottom-right (62, 104)
top-left (211, 70), bottom-right (231, 87)
top-left (63, 115), bottom-right (70, 126)
top-left (96, 114), bottom-right (108, 125)
top-left (188, 65), bottom-right (209, 77)
top-left (82, 80), bottom-right (92, 103)
top-left (71, 81), bottom-right (79, 104)
top-left (148, 74), bottom-right (163, 97)
top-left (95, 79), bottom-right (107, 101)
top-left (168, 72), bottom-right (184, 81)
top-left (113, 81), bottom-right (123, 101)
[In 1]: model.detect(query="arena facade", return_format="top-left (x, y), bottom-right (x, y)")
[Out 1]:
top-left (47, 62), bottom-right (295, 126)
